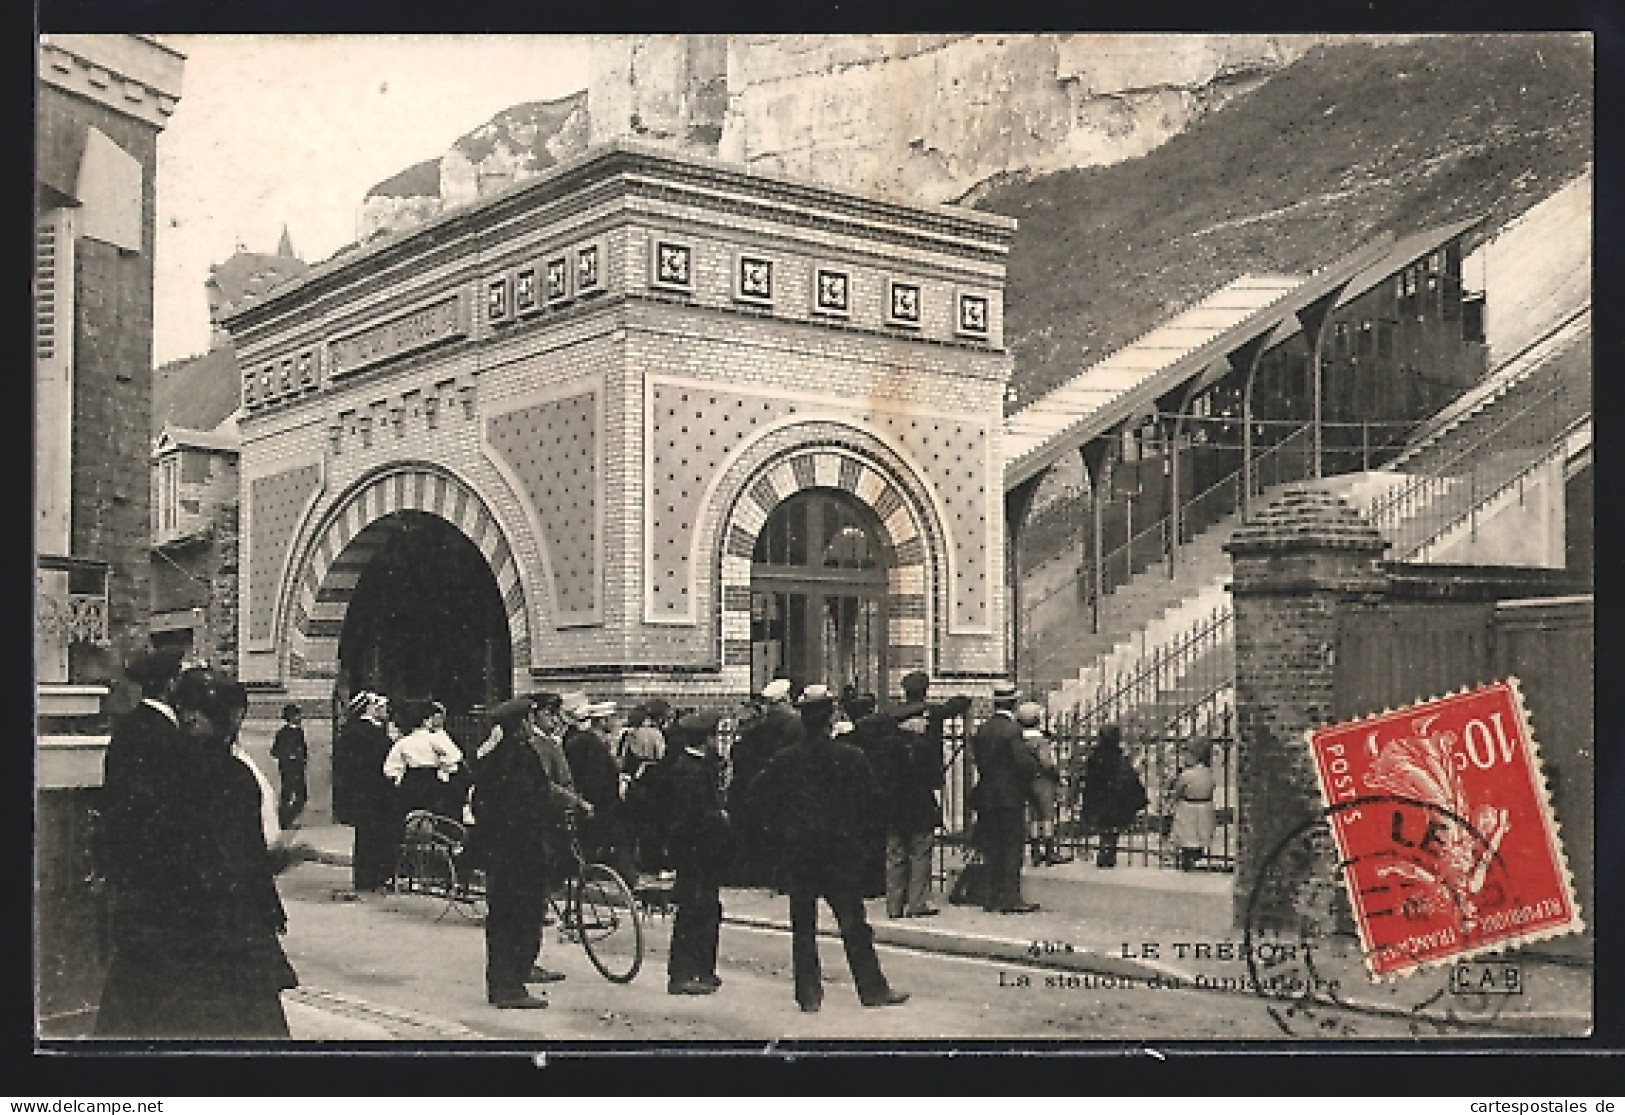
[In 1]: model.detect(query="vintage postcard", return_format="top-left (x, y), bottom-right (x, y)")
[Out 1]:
top-left (35, 32), bottom-right (1593, 1046)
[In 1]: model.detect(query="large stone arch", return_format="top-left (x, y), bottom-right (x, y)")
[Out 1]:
top-left (281, 464), bottom-right (533, 682)
top-left (711, 429), bottom-right (948, 695)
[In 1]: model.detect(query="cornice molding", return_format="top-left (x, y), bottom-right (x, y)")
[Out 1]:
top-left (39, 36), bottom-right (182, 131)
top-left (222, 140), bottom-right (1014, 332)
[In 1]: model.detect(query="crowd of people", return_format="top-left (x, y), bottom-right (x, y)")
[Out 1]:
top-left (92, 646), bottom-right (1211, 1032)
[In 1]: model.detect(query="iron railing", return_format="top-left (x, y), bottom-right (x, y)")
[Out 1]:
top-left (1068, 605), bottom-right (1234, 731)
top-left (1368, 372), bottom-right (1590, 556)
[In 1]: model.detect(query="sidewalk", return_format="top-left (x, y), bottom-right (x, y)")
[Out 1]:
top-left (292, 823), bottom-right (1235, 981)
top-left (289, 823), bottom-right (1592, 1034)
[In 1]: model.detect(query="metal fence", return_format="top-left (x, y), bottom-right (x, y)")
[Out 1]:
top-left (936, 704), bottom-right (1236, 873)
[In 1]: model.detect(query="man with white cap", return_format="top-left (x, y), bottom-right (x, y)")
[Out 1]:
top-left (564, 697), bottom-right (632, 884)
top-left (725, 677), bottom-right (802, 886)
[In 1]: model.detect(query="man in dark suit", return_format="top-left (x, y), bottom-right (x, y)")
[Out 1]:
top-left (664, 710), bottom-right (731, 995)
top-left (95, 648), bottom-right (189, 1035)
top-left (749, 684), bottom-right (908, 1013)
top-left (98, 648), bottom-right (187, 898)
top-left (471, 697), bottom-right (559, 1009)
top-left (726, 678), bottom-right (802, 886)
top-left (878, 698), bottom-right (945, 918)
top-left (970, 680), bottom-right (1040, 914)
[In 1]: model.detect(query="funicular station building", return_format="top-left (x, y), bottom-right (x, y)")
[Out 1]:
top-left (226, 141), bottom-right (1016, 722)
top-left (226, 140), bottom-right (1543, 763)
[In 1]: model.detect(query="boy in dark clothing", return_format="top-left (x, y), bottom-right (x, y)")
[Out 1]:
top-left (270, 703), bottom-right (308, 830)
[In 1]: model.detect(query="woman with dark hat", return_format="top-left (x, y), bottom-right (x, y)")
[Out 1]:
top-left (96, 667), bottom-right (297, 1038)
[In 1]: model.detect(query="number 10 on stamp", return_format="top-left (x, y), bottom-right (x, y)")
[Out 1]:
top-left (1307, 679), bottom-right (1583, 981)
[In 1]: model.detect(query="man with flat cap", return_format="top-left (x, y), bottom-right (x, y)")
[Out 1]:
top-left (664, 709), bottom-right (731, 995)
top-left (970, 681), bottom-right (1040, 914)
top-left (471, 696), bottom-right (557, 1008)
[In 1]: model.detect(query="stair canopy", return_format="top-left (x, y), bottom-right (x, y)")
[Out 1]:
top-left (1001, 216), bottom-right (1486, 494)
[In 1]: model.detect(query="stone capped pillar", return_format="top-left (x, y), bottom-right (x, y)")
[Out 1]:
top-left (1224, 483), bottom-right (1388, 928)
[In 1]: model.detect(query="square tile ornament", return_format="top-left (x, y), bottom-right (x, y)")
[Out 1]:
top-left (576, 243), bottom-right (602, 294)
top-left (814, 267), bottom-right (850, 316)
top-left (1307, 680), bottom-right (1582, 981)
top-left (737, 255), bottom-right (773, 303)
top-left (515, 267), bottom-right (538, 313)
top-left (486, 276), bottom-right (510, 323)
top-left (888, 279), bottom-right (922, 326)
top-left (654, 240), bottom-right (693, 290)
top-left (545, 256), bottom-right (570, 304)
top-left (958, 291), bottom-right (990, 338)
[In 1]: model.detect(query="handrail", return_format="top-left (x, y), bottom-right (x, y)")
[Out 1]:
top-left (1072, 604), bottom-right (1232, 724)
top-left (1398, 414), bottom-right (1590, 560)
top-left (1388, 304), bottom-right (1590, 468)
top-left (1370, 371), bottom-right (1589, 533)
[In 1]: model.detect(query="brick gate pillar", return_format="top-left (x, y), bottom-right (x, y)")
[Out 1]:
top-left (1224, 484), bottom-right (1388, 929)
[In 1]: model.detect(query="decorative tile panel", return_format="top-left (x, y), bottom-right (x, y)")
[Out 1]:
top-left (485, 275), bottom-right (511, 325)
top-left (956, 289), bottom-right (991, 339)
top-left (734, 254), bottom-right (774, 305)
top-left (813, 266), bottom-right (851, 317)
top-left (545, 255), bottom-right (571, 306)
top-left (514, 265), bottom-right (539, 314)
top-left (651, 238), bottom-right (693, 292)
top-left (485, 388), bottom-right (602, 623)
top-left (575, 239), bottom-right (605, 297)
top-left (887, 280), bottom-right (922, 328)
top-left (645, 377), bottom-right (992, 631)
top-left (246, 462), bottom-right (322, 644)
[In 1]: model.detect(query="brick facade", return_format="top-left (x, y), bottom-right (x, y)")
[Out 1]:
top-left (38, 81), bottom-right (167, 701)
top-left (1224, 484), bottom-right (1388, 928)
top-left (226, 142), bottom-right (1016, 712)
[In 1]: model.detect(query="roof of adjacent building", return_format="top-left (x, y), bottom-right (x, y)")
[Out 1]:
top-left (153, 345), bottom-right (241, 436)
top-left (206, 246), bottom-right (309, 320)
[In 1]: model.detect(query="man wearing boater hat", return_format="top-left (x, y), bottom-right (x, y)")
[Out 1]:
top-left (969, 681), bottom-right (1041, 914)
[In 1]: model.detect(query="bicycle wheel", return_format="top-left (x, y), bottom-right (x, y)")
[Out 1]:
top-left (390, 838), bottom-right (458, 923)
top-left (450, 861), bottom-right (488, 923)
top-left (573, 863), bottom-right (644, 983)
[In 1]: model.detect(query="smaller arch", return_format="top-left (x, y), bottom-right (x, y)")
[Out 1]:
top-left (716, 443), bottom-right (936, 695)
top-left (281, 464), bottom-right (533, 682)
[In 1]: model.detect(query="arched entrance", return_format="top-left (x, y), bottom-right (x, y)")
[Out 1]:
top-left (335, 510), bottom-right (512, 714)
top-left (750, 488), bottom-right (890, 698)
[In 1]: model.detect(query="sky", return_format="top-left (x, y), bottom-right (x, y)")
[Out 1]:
top-left (152, 35), bottom-right (595, 366)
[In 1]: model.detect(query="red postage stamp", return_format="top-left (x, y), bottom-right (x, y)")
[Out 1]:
top-left (1308, 679), bottom-right (1583, 981)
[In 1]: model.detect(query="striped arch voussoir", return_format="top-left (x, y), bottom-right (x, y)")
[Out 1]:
top-left (283, 467), bottom-right (531, 680)
top-left (719, 446), bottom-right (931, 687)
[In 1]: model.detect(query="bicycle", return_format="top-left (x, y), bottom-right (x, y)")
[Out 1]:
top-left (547, 812), bottom-right (645, 984)
top-left (390, 810), bottom-right (488, 923)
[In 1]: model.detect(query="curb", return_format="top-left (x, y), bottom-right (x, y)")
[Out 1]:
top-left (721, 911), bottom-right (1171, 983)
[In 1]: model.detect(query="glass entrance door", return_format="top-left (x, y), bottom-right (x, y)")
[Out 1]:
top-left (749, 490), bottom-right (889, 698)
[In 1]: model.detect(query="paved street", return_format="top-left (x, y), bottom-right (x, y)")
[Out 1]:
top-left (273, 859), bottom-right (1453, 1042)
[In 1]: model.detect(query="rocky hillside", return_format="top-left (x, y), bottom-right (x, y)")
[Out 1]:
top-left (977, 33), bottom-right (1592, 409)
top-left (358, 91), bottom-right (590, 242)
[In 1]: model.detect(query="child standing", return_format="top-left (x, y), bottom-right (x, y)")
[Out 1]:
top-left (270, 703), bottom-right (309, 830)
